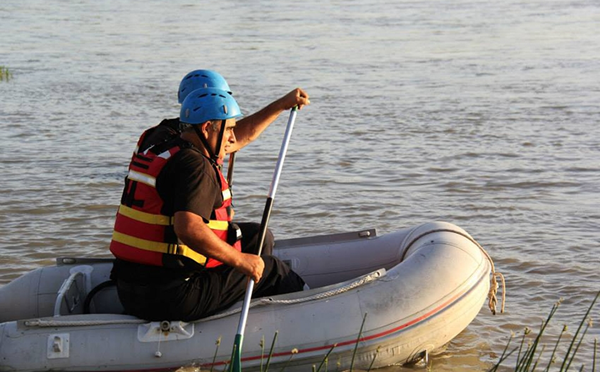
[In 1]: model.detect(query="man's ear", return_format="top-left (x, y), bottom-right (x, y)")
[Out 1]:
top-left (200, 121), bottom-right (212, 137)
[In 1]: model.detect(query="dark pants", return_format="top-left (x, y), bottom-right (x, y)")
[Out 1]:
top-left (237, 222), bottom-right (275, 256)
top-left (113, 223), bottom-right (305, 321)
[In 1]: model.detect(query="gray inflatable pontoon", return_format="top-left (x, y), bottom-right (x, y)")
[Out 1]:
top-left (0, 221), bottom-right (501, 371)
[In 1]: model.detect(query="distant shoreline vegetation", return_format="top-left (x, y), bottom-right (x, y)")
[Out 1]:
top-left (1, 66), bottom-right (13, 81)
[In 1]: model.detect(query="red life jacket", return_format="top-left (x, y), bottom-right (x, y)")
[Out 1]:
top-left (109, 134), bottom-right (241, 271)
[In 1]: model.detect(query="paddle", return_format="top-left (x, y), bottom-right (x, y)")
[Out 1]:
top-left (229, 106), bottom-right (299, 372)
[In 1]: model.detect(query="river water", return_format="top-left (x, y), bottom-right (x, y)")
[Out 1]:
top-left (1, 0), bottom-right (599, 370)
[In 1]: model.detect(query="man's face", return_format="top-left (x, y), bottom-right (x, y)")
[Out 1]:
top-left (208, 118), bottom-right (237, 160)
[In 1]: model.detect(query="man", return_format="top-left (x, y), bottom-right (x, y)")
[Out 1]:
top-left (131, 69), bottom-right (309, 266)
top-left (110, 87), bottom-right (309, 321)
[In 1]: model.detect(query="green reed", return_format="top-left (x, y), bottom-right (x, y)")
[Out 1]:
top-left (219, 312), bottom-right (371, 372)
top-left (314, 343), bottom-right (337, 372)
top-left (0, 66), bottom-right (12, 81)
top-left (264, 331), bottom-right (278, 372)
top-left (490, 290), bottom-right (599, 372)
top-left (349, 313), bottom-right (368, 372)
top-left (210, 337), bottom-right (222, 372)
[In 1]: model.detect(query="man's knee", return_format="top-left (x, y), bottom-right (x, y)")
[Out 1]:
top-left (261, 256), bottom-right (305, 294)
top-left (238, 222), bottom-right (274, 256)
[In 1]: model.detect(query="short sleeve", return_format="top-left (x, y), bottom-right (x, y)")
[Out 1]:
top-left (156, 148), bottom-right (221, 222)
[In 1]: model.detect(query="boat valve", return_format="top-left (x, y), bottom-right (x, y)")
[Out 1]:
top-left (154, 321), bottom-right (171, 358)
top-left (160, 320), bottom-right (171, 332)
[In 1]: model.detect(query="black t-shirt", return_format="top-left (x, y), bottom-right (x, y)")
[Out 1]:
top-left (156, 145), bottom-right (223, 222)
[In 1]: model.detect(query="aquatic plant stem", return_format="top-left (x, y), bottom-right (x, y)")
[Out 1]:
top-left (350, 313), bottom-right (368, 371)
top-left (518, 301), bottom-right (561, 372)
top-left (315, 344), bottom-right (337, 372)
top-left (592, 338), bottom-right (597, 372)
top-left (210, 337), bottom-right (222, 372)
top-left (491, 292), bottom-right (600, 372)
top-left (515, 328), bottom-right (529, 371)
top-left (544, 325), bottom-right (567, 372)
top-left (277, 348), bottom-right (299, 372)
top-left (564, 321), bottom-right (592, 371)
top-left (366, 346), bottom-right (381, 372)
top-left (560, 291), bottom-right (599, 371)
top-left (530, 344), bottom-right (546, 371)
top-left (260, 335), bottom-right (265, 372)
top-left (489, 333), bottom-right (516, 372)
top-left (264, 331), bottom-right (278, 372)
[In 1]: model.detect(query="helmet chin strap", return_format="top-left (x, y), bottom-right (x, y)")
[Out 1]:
top-left (193, 120), bottom-right (226, 164)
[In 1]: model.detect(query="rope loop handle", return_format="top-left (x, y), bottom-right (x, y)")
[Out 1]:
top-left (488, 271), bottom-right (506, 315)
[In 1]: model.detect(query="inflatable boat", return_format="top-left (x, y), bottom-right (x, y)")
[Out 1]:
top-left (0, 221), bottom-right (502, 371)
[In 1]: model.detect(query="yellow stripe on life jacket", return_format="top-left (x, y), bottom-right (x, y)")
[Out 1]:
top-left (112, 231), bottom-right (208, 266)
top-left (207, 219), bottom-right (229, 231)
top-left (118, 205), bottom-right (173, 226)
top-left (173, 245), bottom-right (208, 266)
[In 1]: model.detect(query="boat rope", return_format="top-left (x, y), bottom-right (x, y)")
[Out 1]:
top-left (23, 269), bottom-right (384, 328)
top-left (400, 228), bottom-right (506, 315)
top-left (199, 269), bottom-right (385, 322)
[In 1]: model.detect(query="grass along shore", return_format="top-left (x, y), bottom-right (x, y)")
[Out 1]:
top-left (489, 291), bottom-right (598, 372)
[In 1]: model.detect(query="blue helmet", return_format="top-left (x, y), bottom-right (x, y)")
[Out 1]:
top-left (178, 70), bottom-right (232, 104)
top-left (180, 88), bottom-right (242, 125)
